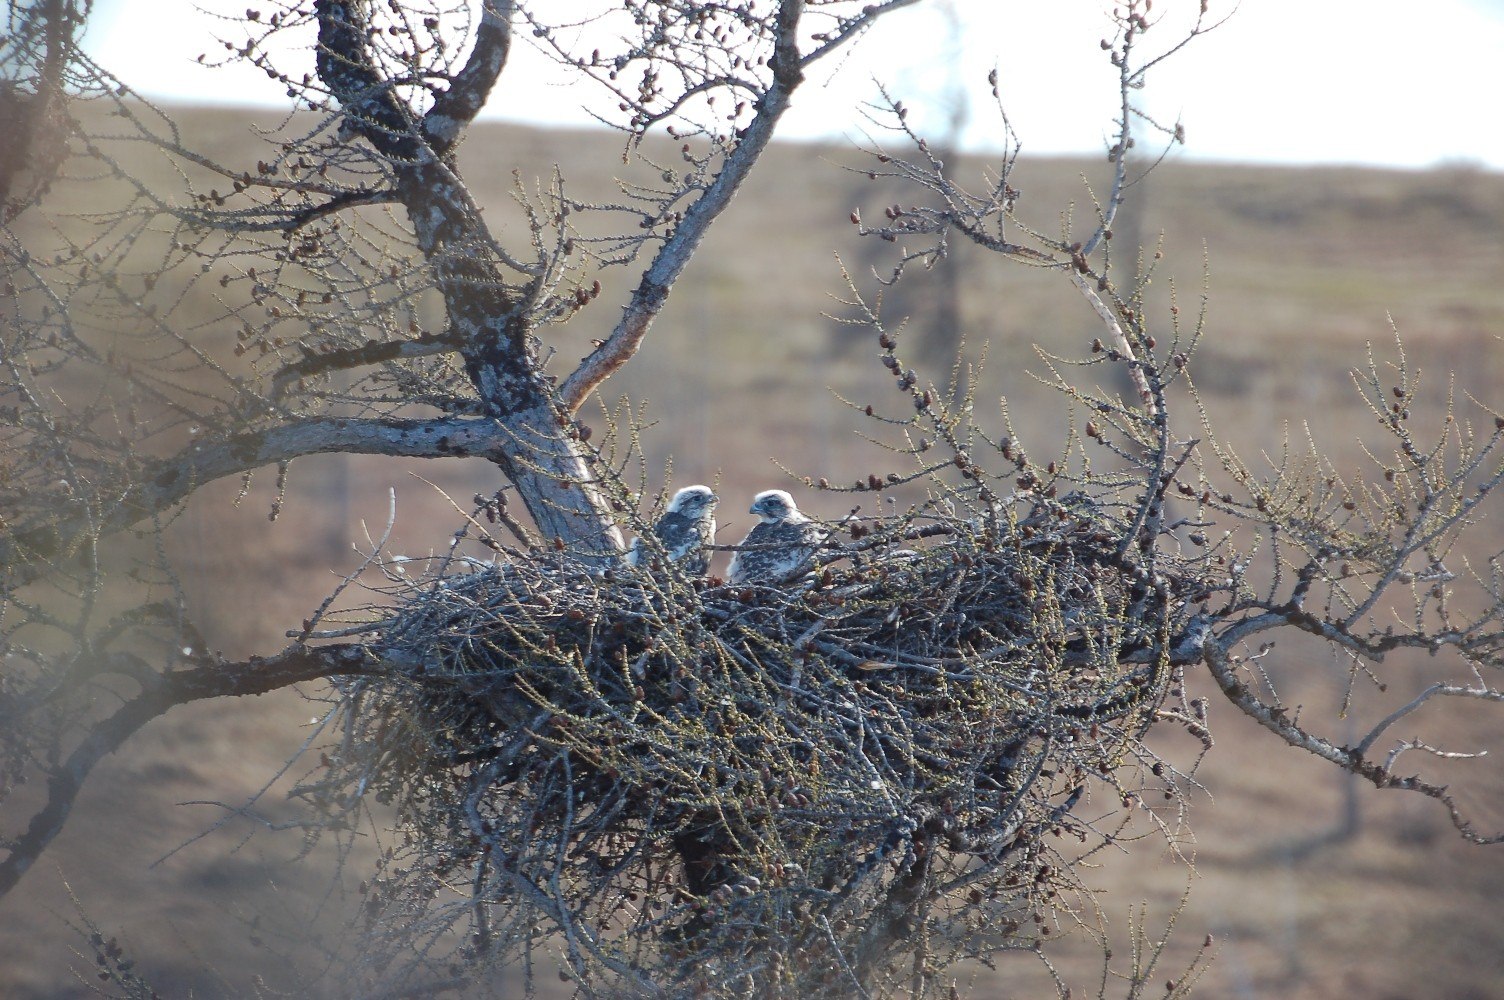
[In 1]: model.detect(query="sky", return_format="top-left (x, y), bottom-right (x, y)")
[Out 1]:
top-left (83, 0), bottom-right (1504, 171)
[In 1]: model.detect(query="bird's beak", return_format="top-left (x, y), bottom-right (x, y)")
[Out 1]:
top-left (747, 503), bottom-right (759, 515)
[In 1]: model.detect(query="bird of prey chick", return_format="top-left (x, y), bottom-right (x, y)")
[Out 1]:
top-left (726, 489), bottom-right (827, 585)
top-left (625, 485), bottom-right (719, 576)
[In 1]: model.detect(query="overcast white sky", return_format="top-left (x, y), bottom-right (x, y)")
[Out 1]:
top-left (84, 0), bottom-right (1504, 171)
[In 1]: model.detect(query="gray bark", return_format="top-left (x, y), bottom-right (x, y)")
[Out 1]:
top-left (315, 1), bottom-right (622, 556)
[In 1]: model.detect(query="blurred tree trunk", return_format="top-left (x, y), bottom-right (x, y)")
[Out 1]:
top-left (0, 0), bottom-right (82, 222)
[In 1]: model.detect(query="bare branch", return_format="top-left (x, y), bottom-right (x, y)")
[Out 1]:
top-left (1203, 638), bottom-right (1504, 845)
top-left (0, 642), bottom-right (380, 903)
top-left (422, 1), bottom-right (515, 152)
top-left (557, 1), bottom-right (812, 413)
top-left (1068, 268), bottom-right (1154, 412)
top-left (799, 0), bottom-right (925, 68)
top-left (2, 416), bottom-right (513, 587)
top-left (270, 330), bottom-right (461, 396)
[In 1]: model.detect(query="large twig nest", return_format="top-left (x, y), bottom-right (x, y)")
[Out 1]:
top-left (309, 508), bottom-right (1198, 996)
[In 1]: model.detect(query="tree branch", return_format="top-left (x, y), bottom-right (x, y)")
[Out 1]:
top-left (0, 642), bottom-right (380, 903)
top-left (270, 330), bottom-right (461, 396)
top-left (313, 0), bottom-right (623, 557)
top-left (281, 186), bottom-right (400, 232)
top-left (1202, 637), bottom-right (1504, 845)
top-left (2, 416), bottom-right (511, 587)
top-left (1068, 268), bottom-right (1154, 411)
top-left (422, 0), bottom-right (514, 153)
top-left (557, 0), bottom-right (811, 414)
top-left (799, 0), bottom-right (924, 69)
top-left (314, 0), bottom-right (423, 162)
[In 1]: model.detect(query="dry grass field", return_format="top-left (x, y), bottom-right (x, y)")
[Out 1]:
top-left (4, 104), bottom-right (1504, 998)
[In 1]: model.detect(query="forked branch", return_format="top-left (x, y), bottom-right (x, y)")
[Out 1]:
top-left (1203, 638), bottom-right (1503, 845)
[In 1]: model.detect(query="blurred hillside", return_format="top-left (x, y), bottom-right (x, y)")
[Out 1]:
top-left (4, 105), bottom-right (1504, 998)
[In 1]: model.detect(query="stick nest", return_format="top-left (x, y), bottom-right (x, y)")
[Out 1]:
top-left (309, 505), bottom-right (1200, 997)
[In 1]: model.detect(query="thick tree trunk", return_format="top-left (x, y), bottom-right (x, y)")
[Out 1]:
top-left (401, 157), bottom-right (623, 556)
top-left (314, 2), bottom-right (622, 557)
top-left (491, 403), bottom-right (623, 554)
